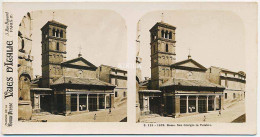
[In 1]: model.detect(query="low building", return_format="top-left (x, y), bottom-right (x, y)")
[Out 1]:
top-left (207, 66), bottom-right (246, 109)
top-left (98, 65), bottom-right (127, 107)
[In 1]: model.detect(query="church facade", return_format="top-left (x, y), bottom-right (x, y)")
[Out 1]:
top-left (139, 21), bottom-right (246, 118)
top-left (30, 20), bottom-right (116, 115)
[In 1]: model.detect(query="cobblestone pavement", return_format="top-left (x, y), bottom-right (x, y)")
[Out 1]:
top-left (31, 101), bottom-right (127, 122)
top-left (140, 100), bottom-right (245, 123)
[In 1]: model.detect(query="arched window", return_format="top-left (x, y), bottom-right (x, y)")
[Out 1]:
top-left (56, 42), bottom-right (59, 51)
top-left (52, 28), bottom-right (55, 36)
top-left (165, 31), bottom-right (168, 38)
top-left (169, 32), bottom-right (172, 39)
top-left (21, 39), bottom-right (25, 50)
top-left (60, 30), bottom-right (63, 38)
top-left (56, 30), bottom-right (59, 37)
top-left (161, 30), bottom-right (164, 38)
top-left (166, 44), bottom-right (168, 52)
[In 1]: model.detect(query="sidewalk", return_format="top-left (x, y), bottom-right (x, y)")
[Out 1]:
top-left (140, 100), bottom-right (245, 123)
top-left (31, 101), bottom-right (127, 122)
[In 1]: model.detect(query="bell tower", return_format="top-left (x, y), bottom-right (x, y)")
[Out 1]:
top-left (41, 20), bottom-right (67, 87)
top-left (150, 22), bottom-right (176, 89)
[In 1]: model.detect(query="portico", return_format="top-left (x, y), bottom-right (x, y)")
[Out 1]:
top-left (51, 76), bottom-right (115, 115)
top-left (160, 78), bottom-right (225, 117)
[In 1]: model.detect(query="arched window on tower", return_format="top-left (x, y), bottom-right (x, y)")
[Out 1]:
top-left (56, 42), bottom-right (59, 51)
top-left (151, 34), bottom-right (154, 41)
top-left (56, 30), bottom-right (59, 37)
top-left (165, 31), bottom-right (168, 38)
top-left (60, 30), bottom-right (63, 38)
top-left (52, 28), bottom-right (55, 36)
top-left (21, 39), bottom-right (25, 51)
top-left (161, 30), bottom-right (164, 38)
top-left (166, 44), bottom-right (169, 52)
top-left (169, 32), bottom-right (172, 39)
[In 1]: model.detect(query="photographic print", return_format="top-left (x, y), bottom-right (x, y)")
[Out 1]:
top-left (136, 11), bottom-right (248, 123)
top-left (18, 10), bottom-right (127, 122)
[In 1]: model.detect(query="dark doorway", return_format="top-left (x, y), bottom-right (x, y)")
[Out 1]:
top-left (71, 94), bottom-right (77, 112)
top-left (89, 94), bottom-right (97, 111)
top-left (188, 96), bottom-right (196, 113)
top-left (99, 95), bottom-right (105, 109)
top-left (40, 95), bottom-right (51, 112)
top-left (56, 94), bottom-right (64, 113)
top-left (198, 96), bottom-right (207, 113)
top-left (166, 96), bottom-right (173, 115)
top-left (208, 96), bottom-right (214, 111)
top-left (180, 96), bottom-right (187, 113)
top-left (150, 97), bottom-right (160, 114)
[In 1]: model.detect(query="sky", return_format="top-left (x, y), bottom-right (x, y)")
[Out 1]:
top-left (30, 10), bottom-right (127, 77)
top-left (138, 10), bottom-right (246, 80)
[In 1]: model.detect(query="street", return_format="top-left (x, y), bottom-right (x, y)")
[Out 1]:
top-left (31, 101), bottom-right (127, 122)
top-left (140, 100), bottom-right (245, 123)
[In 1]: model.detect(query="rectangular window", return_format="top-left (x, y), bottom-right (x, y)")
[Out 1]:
top-left (225, 93), bottom-right (227, 99)
top-left (225, 80), bottom-right (228, 88)
top-left (123, 91), bottom-right (126, 97)
top-left (115, 91), bottom-right (118, 97)
top-left (115, 78), bottom-right (118, 86)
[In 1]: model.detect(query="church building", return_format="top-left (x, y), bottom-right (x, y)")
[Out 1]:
top-left (31, 20), bottom-right (116, 115)
top-left (138, 21), bottom-right (244, 118)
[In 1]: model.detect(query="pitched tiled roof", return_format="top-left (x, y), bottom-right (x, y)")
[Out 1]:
top-left (161, 78), bottom-right (224, 89)
top-left (100, 64), bottom-right (127, 73)
top-left (210, 66), bottom-right (246, 77)
top-left (51, 76), bottom-right (115, 87)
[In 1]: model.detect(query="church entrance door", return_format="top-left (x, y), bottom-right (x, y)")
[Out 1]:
top-left (198, 96), bottom-right (207, 113)
top-left (40, 95), bottom-right (51, 112)
top-left (165, 96), bottom-right (173, 115)
top-left (150, 97), bottom-right (160, 114)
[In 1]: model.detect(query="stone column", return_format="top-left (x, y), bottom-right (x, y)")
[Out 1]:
top-left (214, 95), bottom-right (217, 111)
top-left (86, 94), bottom-right (89, 111)
top-left (104, 94), bottom-right (107, 109)
top-left (147, 97), bottom-right (150, 112)
top-left (220, 95), bottom-right (224, 110)
top-left (196, 96), bottom-right (199, 113)
top-left (65, 94), bottom-right (71, 115)
top-left (206, 96), bottom-right (209, 112)
top-left (77, 94), bottom-right (80, 112)
top-left (97, 94), bottom-right (99, 110)
top-left (186, 96), bottom-right (189, 113)
top-left (174, 95), bottom-right (180, 118)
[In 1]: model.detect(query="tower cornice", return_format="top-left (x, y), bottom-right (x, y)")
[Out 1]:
top-left (150, 38), bottom-right (176, 44)
top-left (150, 52), bottom-right (176, 57)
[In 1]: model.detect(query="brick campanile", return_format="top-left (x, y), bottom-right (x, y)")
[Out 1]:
top-left (150, 22), bottom-right (176, 89)
top-left (41, 20), bottom-right (67, 87)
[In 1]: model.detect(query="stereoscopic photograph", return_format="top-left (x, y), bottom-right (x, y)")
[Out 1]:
top-left (18, 10), bottom-right (127, 122)
top-left (136, 11), bottom-right (247, 123)
top-left (2, 2), bottom-right (257, 135)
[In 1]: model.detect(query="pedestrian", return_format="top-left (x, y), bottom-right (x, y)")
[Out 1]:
top-left (203, 115), bottom-right (206, 122)
top-left (218, 110), bottom-right (221, 116)
top-left (94, 113), bottom-right (96, 120)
